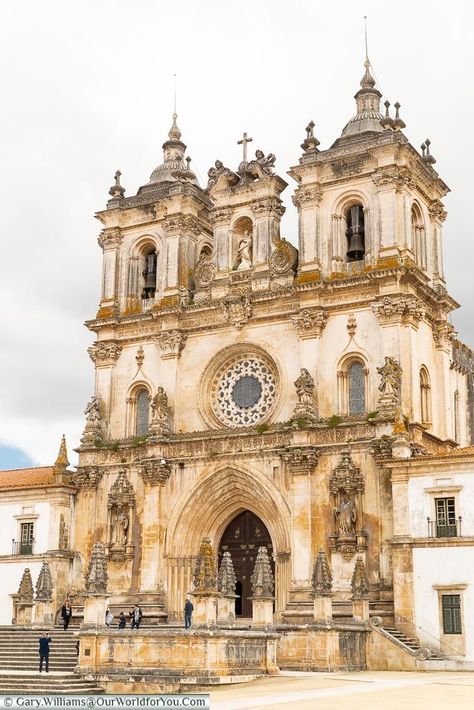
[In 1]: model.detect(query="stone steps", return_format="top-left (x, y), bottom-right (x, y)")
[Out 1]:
top-left (382, 626), bottom-right (444, 660)
top-left (0, 628), bottom-right (103, 694)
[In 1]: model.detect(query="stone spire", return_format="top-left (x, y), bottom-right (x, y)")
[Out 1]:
top-left (351, 556), bottom-right (369, 600)
top-left (35, 561), bottom-right (54, 601)
top-left (85, 542), bottom-right (108, 594)
top-left (250, 546), bottom-right (274, 598)
top-left (54, 434), bottom-right (69, 469)
top-left (218, 552), bottom-right (237, 596)
top-left (142, 112), bottom-right (200, 189)
top-left (193, 538), bottom-right (218, 593)
top-left (17, 568), bottom-right (34, 601)
top-left (340, 57), bottom-right (383, 138)
top-left (311, 550), bottom-right (332, 597)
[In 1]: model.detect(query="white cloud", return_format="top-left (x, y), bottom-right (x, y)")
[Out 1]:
top-left (0, 0), bottom-right (472, 465)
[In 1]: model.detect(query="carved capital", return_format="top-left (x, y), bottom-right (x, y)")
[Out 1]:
top-left (291, 308), bottom-right (328, 338)
top-left (281, 447), bottom-right (319, 474)
top-left (371, 295), bottom-right (424, 327)
top-left (372, 165), bottom-right (416, 192)
top-left (75, 466), bottom-right (104, 490)
top-left (428, 199), bottom-right (447, 222)
top-left (433, 320), bottom-right (456, 350)
top-left (139, 458), bottom-right (172, 486)
top-left (253, 197), bottom-right (285, 217)
top-left (163, 215), bottom-right (185, 234)
top-left (292, 185), bottom-right (322, 208)
top-left (98, 228), bottom-right (122, 249)
top-left (88, 341), bottom-right (123, 366)
top-left (210, 208), bottom-right (233, 227)
top-left (155, 330), bottom-right (187, 359)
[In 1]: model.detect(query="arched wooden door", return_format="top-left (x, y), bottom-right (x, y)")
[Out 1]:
top-left (218, 510), bottom-right (274, 618)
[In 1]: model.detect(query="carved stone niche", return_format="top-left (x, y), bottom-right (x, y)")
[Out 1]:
top-left (328, 450), bottom-right (366, 560)
top-left (106, 470), bottom-right (136, 562)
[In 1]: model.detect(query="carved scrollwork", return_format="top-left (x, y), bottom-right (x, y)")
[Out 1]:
top-left (269, 239), bottom-right (298, 276)
top-left (88, 341), bottom-right (122, 366)
top-left (155, 330), bottom-right (187, 359)
top-left (292, 185), bottom-right (322, 208)
top-left (74, 466), bottom-right (104, 490)
top-left (291, 308), bottom-right (328, 338)
top-left (194, 253), bottom-right (217, 288)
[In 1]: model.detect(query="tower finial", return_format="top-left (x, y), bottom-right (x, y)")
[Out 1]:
top-left (173, 73), bottom-right (177, 115)
top-left (364, 15), bottom-right (369, 61)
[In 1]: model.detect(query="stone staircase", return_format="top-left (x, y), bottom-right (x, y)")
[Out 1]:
top-left (381, 625), bottom-right (444, 660)
top-left (0, 627), bottom-right (104, 694)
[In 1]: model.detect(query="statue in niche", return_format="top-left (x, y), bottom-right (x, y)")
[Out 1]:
top-left (294, 368), bottom-right (315, 405)
top-left (235, 230), bottom-right (253, 270)
top-left (111, 505), bottom-right (129, 547)
top-left (377, 357), bottom-right (402, 398)
top-left (84, 396), bottom-right (101, 425)
top-left (335, 490), bottom-right (357, 535)
top-left (149, 386), bottom-right (170, 435)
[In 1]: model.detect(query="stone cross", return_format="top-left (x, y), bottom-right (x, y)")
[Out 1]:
top-left (237, 132), bottom-right (253, 162)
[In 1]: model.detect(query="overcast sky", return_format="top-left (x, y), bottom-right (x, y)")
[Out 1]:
top-left (0, 0), bottom-right (472, 468)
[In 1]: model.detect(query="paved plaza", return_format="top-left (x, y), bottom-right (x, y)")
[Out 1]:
top-left (209, 670), bottom-right (474, 709)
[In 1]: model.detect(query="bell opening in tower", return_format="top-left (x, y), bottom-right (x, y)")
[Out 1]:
top-left (142, 249), bottom-right (157, 299)
top-left (345, 205), bottom-right (365, 262)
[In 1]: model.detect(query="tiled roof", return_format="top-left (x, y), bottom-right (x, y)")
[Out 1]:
top-left (0, 466), bottom-right (56, 490)
top-left (441, 446), bottom-right (474, 458)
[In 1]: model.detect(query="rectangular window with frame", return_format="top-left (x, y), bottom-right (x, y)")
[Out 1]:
top-left (442, 594), bottom-right (462, 634)
top-left (20, 522), bottom-right (34, 554)
top-left (435, 497), bottom-right (457, 537)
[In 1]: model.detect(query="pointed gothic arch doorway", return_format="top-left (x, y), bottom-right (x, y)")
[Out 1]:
top-left (218, 510), bottom-right (274, 618)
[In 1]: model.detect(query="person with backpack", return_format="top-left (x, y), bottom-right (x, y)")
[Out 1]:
top-left (38, 634), bottom-right (52, 673)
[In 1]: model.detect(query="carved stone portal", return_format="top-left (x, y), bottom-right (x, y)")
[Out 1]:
top-left (106, 470), bottom-right (135, 561)
top-left (329, 450), bottom-right (366, 560)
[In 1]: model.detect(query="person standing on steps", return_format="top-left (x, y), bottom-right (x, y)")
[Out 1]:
top-left (38, 633), bottom-right (52, 673)
top-left (118, 611), bottom-right (126, 629)
top-left (184, 597), bottom-right (194, 629)
top-left (129, 604), bottom-right (142, 629)
top-left (105, 608), bottom-right (114, 627)
top-left (61, 599), bottom-right (72, 630)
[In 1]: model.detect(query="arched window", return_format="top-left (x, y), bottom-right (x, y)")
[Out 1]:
top-left (411, 204), bottom-right (426, 269)
top-left (135, 389), bottom-right (150, 436)
top-left (420, 367), bottom-right (432, 425)
top-left (338, 357), bottom-right (367, 416)
top-left (345, 204), bottom-right (365, 262)
top-left (141, 248), bottom-right (157, 300)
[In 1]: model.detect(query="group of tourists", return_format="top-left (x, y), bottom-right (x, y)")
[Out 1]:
top-left (38, 597), bottom-right (194, 672)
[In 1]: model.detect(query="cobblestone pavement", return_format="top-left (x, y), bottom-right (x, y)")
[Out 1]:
top-left (209, 670), bottom-right (474, 710)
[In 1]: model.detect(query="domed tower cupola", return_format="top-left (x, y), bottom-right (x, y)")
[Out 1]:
top-left (340, 59), bottom-right (384, 138)
top-left (140, 113), bottom-right (200, 190)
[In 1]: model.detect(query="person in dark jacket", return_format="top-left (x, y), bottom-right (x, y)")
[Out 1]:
top-left (118, 612), bottom-right (126, 630)
top-left (129, 605), bottom-right (142, 629)
top-left (61, 599), bottom-right (72, 630)
top-left (184, 598), bottom-right (194, 629)
top-left (38, 634), bottom-right (52, 673)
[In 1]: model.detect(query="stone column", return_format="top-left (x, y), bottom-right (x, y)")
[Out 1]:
top-left (292, 185), bottom-right (322, 272)
top-left (138, 461), bottom-right (171, 593)
top-left (97, 228), bottom-right (122, 314)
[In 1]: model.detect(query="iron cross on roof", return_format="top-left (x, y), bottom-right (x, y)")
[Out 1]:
top-left (237, 132), bottom-right (253, 162)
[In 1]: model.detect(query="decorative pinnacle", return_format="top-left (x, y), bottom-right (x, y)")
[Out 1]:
top-left (360, 58), bottom-right (376, 89)
top-left (168, 112), bottom-right (182, 141)
top-left (424, 138), bottom-right (436, 165)
top-left (54, 434), bottom-right (69, 469)
top-left (108, 170), bottom-right (125, 199)
top-left (421, 142), bottom-right (427, 160)
top-left (380, 100), bottom-right (394, 130)
top-left (301, 120), bottom-right (320, 152)
top-left (392, 101), bottom-right (406, 130)
top-left (311, 550), bottom-right (332, 597)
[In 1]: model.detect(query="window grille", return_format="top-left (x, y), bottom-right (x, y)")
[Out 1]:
top-left (136, 390), bottom-right (150, 436)
top-left (442, 594), bottom-right (462, 634)
top-left (435, 497), bottom-right (457, 537)
top-left (348, 362), bottom-right (365, 415)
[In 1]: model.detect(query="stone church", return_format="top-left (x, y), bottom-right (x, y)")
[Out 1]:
top-left (61, 55), bottom-right (474, 676)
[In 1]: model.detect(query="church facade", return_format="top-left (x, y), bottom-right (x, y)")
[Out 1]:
top-left (68, 58), bottom-right (474, 665)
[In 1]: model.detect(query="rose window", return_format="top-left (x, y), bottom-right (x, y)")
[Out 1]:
top-left (211, 356), bottom-right (277, 427)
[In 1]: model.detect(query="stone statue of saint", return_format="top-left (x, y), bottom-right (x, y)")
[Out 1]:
top-left (84, 396), bottom-right (101, 425)
top-left (151, 386), bottom-right (169, 423)
top-left (112, 506), bottom-right (129, 546)
top-left (236, 231), bottom-right (253, 270)
top-left (336, 491), bottom-right (357, 535)
top-left (294, 368), bottom-right (315, 405)
top-left (377, 356), bottom-right (402, 398)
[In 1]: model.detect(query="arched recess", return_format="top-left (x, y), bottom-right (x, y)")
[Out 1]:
top-left (337, 352), bottom-right (369, 416)
top-left (330, 191), bottom-right (374, 265)
top-left (126, 234), bottom-right (164, 308)
top-left (419, 365), bottom-right (432, 426)
top-left (231, 214), bottom-right (254, 270)
top-left (411, 202), bottom-right (427, 269)
top-left (125, 381), bottom-right (152, 437)
top-left (164, 464), bottom-right (291, 618)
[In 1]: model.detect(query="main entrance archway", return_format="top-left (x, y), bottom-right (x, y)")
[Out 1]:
top-left (219, 510), bottom-right (274, 618)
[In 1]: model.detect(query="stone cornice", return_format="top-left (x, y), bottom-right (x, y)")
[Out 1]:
top-left (390, 536), bottom-right (474, 548)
